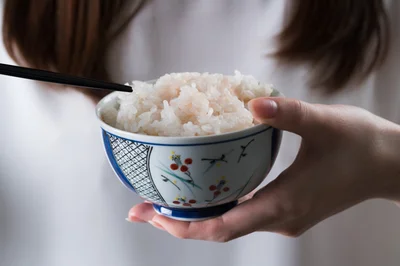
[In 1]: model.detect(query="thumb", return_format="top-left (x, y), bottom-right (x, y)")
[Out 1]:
top-left (248, 97), bottom-right (321, 136)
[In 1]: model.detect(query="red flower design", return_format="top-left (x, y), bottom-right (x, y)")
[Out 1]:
top-left (223, 187), bottom-right (230, 192)
top-left (180, 165), bottom-right (188, 172)
top-left (184, 158), bottom-right (193, 165)
top-left (183, 203), bottom-right (191, 207)
top-left (214, 191), bottom-right (221, 197)
top-left (209, 185), bottom-right (217, 191)
top-left (170, 164), bottom-right (179, 170)
top-left (173, 201), bottom-right (180, 204)
top-left (188, 199), bottom-right (197, 204)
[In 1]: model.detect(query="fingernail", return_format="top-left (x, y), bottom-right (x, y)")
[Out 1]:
top-left (148, 220), bottom-right (165, 231)
top-left (249, 98), bottom-right (278, 119)
top-left (144, 200), bottom-right (152, 204)
top-left (126, 217), bottom-right (146, 223)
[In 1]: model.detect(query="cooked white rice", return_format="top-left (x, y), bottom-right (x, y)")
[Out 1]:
top-left (102, 71), bottom-right (275, 137)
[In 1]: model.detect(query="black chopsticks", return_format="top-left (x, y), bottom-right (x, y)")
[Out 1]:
top-left (0, 63), bottom-right (132, 92)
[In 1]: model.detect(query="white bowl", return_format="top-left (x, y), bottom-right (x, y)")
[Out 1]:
top-left (96, 88), bottom-right (283, 221)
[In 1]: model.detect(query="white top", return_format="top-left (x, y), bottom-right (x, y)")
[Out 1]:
top-left (1, 1), bottom-right (400, 266)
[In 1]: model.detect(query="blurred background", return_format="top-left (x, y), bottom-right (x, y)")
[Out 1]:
top-left (1, 1), bottom-right (400, 266)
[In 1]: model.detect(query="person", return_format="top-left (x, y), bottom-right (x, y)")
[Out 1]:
top-left (0, 1), bottom-right (399, 266)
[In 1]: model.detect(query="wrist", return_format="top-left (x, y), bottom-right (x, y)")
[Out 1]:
top-left (377, 122), bottom-right (400, 202)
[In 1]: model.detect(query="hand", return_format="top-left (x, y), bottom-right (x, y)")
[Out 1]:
top-left (127, 97), bottom-right (400, 242)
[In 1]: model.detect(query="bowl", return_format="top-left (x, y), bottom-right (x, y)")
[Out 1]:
top-left (95, 87), bottom-right (283, 221)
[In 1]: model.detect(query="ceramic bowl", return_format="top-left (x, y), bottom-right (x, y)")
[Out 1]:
top-left (96, 88), bottom-right (283, 221)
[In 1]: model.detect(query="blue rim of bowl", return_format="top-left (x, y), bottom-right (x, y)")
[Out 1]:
top-left (102, 126), bottom-right (273, 146)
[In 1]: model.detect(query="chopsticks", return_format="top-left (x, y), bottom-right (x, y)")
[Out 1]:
top-left (0, 63), bottom-right (132, 92)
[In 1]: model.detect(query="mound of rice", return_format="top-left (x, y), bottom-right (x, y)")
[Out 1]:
top-left (103, 71), bottom-right (275, 137)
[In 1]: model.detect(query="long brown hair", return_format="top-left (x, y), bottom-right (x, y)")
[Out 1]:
top-left (274, 0), bottom-right (389, 93)
top-left (2, 0), bottom-right (145, 99)
top-left (2, 0), bottom-right (390, 99)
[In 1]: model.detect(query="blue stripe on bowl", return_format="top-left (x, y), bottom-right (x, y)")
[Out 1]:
top-left (153, 200), bottom-right (238, 220)
top-left (102, 130), bottom-right (136, 192)
top-left (270, 128), bottom-right (282, 167)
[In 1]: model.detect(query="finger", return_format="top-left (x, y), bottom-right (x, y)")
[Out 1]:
top-left (152, 184), bottom-right (284, 242)
top-left (248, 97), bottom-right (323, 136)
top-left (128, 203), bottom-right (158, 222)
top-left (128, 191), bottom-right (258, 236)
top-left (134, 191), bottom-right (258, 239)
